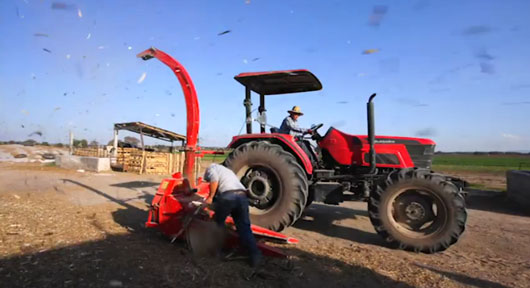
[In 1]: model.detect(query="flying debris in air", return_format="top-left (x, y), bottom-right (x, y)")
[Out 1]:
top-left (21, 125), bottom-right (25, 128)
top-left (251, 58), bottom-right (260, 62)
top-left (475, 50), bottom-right (494, 61)
top-left (337, 101), bottom-right (349, 104)
top-left (171, 113), bottom-right (176, 117)
top-left (415, 128), bottom-right (437, 137)
top-left (28, 131), bottom-right (43, 137)
top-left (137, 72), bottom-right (147, 84)
top-left (42, 48), bottom-right (52, 53)
top-left (51, 2), bottom-right (75, 10)
top-left (362, 49), bottom-right (379, 55)
top-left (368, 5), bottom-right (388, 27)
top-left (462, 25), bottom-right (493, 36)
top-left (34, 33), bottom-right (49, 37)
top-left (217, 30), bottom-right (232, 36)
top-left (77, 8), bottom-right (83, 18)
top-left (480, 62), bottom-right (495, 74)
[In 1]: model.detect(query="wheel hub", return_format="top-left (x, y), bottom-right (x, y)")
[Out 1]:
top-left (247, 176), bottom-right (271, 201)
top-left (405, 202), bottom-right (426, 221)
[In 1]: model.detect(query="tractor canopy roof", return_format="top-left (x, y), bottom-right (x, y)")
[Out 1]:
top-left (234, 69), bottom-right (322, 95)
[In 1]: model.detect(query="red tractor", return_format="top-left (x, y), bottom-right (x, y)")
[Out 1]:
top-left (224, 70), bottom-right (467, 253)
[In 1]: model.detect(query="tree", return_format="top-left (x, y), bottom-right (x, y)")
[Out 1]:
top-left (89, 140), bottom-right (99, 147)
top-left (41, 142), bottom-right (49, 146)
top-left (124, 136), bottom-right (140, 147)
top-left (73, 139), bottom-right (88, 148)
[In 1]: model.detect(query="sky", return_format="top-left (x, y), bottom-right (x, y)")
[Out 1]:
top-left (0, 0), bottom-right (529, 151)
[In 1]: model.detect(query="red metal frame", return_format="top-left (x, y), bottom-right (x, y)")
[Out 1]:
top-left (228, 133), bottom-right (314, 174)
top-left (139, 48), bottom-right (298, 258)
top-left (146, 172), bottom-right (298, 257)
top-left (137, 47), bottom-right (200, 186)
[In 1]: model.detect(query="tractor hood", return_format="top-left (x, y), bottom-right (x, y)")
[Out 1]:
top-left (234, 70), bottom-right (322, 95)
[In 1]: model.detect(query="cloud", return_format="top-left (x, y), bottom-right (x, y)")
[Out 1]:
top-left (395, 98), bottom-right (429, 107)
top-left (501, 101), bottom-right (530, 105)
top-left (502, 133), bottom-right (520, 140)
top-left (509, 84), bottom-right (530, 90)
top-left (415, 128), bottom-right (437, 137)
top-left (429, 63), bottom-right (474, 84)
top-left (475, 49), bottom-right (495, 61)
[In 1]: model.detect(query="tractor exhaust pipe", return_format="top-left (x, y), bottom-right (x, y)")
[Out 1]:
top-left (367, 93), bottom-right (377, 175)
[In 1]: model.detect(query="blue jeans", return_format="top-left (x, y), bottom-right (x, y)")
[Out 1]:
top-left (214, 192), bottom-right (260, 259)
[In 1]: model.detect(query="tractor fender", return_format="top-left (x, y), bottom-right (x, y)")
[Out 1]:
top-left (227, 134), bottom-right (313, 175)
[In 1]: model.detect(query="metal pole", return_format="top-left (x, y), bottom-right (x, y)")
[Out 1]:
top-left (140, 128), bottom-right (146, 174)
top-left (367, 93), bottom-right (377, 174)
top-left (112, 128), bottom-right (118, 157)
top-left (140, 128), bottom-right (145, 151)
top-left (245, 87), bottom-right (252, 134)
top-left (69, 130), bottom-right (74, 155)
top-left (259, 94), bottom-right (266, 133)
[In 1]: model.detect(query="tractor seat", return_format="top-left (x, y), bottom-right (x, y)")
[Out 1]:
top-left (270, 127), bottom-right (280, 133)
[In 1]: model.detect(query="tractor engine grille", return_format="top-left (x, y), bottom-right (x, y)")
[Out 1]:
top-left (406, 144), bottom-right (435, 169)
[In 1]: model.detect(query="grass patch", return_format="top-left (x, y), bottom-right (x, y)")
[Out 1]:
top-left (44, 162), bottom-right (57, 167)
top-left (433, 154), bottom-right (530, 175)
top-left (467, 182), bottom-right (505, 192)
top-left (433, 154), bottom-right (530, 168)
top-left (202, 153), bottom-right (227, 163)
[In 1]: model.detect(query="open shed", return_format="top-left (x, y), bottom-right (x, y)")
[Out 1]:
top-left (112, 122), bottom-right (186, 153)
top-left (110, 122), bottom-right (193, 175)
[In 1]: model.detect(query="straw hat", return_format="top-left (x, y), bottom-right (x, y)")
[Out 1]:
top-left (288, 106), bottom-right (304, 115)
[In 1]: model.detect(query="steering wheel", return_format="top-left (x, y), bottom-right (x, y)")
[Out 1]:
top-left (310, 123), bottom-right (324, 134)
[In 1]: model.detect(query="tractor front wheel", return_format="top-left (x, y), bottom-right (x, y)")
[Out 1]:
top-left (368, 169), bottom-right (467, 253)
top-left (224, 141), bottom-right (308, 231)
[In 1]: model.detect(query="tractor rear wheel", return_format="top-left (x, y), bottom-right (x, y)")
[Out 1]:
top-left (368, 169), bottom-right (467, 253)
top-left (224, 141), bottom-right (308, 231)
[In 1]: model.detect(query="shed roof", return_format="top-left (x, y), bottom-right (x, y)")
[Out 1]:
top-left (114, 122), bottom-right (186, 142)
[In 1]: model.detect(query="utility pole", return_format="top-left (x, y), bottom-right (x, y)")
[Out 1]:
top-left (69, 130), bottom-right (74, 155)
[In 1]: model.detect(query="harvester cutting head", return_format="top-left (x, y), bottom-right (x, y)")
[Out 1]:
top-left (145, 172), bottom-right (297, 257)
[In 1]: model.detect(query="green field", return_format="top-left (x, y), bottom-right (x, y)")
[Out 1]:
top-left (201, 151), bottom-right (530, 175)
top-left (432, 154), bottom-right (530, 174)
top-left (202, 153), bottom-right (228, 163)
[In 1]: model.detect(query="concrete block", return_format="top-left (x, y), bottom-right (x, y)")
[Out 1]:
top-left (56, 155), bottom-right (110, 172)
top-left (506, 170), bottom-right (530, 207)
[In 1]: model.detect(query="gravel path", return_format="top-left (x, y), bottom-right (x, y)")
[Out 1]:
top-left (0, 164), bottom-right (528, 287)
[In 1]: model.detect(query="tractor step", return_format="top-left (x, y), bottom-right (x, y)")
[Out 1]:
top-left (310, 181), bottom-right (344, 205)
top-left (313, 169), bottom-right (335, 178)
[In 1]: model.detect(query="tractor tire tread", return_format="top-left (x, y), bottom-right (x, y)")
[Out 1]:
top-left (368, 168), bottom-right (467, 253)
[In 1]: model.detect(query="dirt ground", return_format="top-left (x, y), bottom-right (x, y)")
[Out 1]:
top-left (0, 162), bottom-right (529, 288)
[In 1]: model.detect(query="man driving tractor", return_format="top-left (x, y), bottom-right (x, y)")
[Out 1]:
top-left (279, 106), bottom-right (317, 165)
top-left (278, 106), bottom-right (312, 136)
